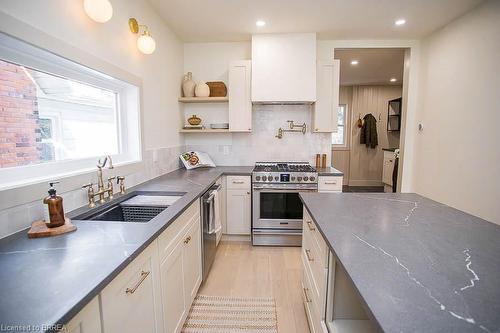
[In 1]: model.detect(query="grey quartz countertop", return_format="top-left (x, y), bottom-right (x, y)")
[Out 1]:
top-left (300, 192), bottom-right (500, 333)
top-left (0, 166), bottom-right (252, 333)
top-left (316, 166), bottom-right (343, 176)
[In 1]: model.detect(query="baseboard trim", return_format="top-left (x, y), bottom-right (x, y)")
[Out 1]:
top-left (348, 180), bottom-right (384, 187)
top-left (221, 234), bottom-right (251, 242)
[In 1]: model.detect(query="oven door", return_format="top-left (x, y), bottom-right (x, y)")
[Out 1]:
top-left (252, 184), bottom-right (317, 230)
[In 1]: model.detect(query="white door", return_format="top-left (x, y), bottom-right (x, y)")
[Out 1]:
top-left (183, 216), bottom-right (202, 306)
top-left (229, 60), bottom-right (252, 132)
top-left (313, 59), bottom-right (340, 133)
top-left (160, 241), bottom-right (186, 333)
top-left (226, 189), bottom-right (251, 235)
top-left (100, 245), bottom-right (159, 333)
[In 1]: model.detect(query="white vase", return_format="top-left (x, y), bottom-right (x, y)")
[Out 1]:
top-left (182, 72), bottom-right (195, 97)
top-left (195, 82), bottom-right (210, 97)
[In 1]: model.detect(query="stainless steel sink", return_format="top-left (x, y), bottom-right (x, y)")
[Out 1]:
top-left (75, 191), bottom-right (186, 223)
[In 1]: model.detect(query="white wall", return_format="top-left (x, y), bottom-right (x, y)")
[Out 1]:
top-left (0, 0), bottom-right (185, 238)
top-left (183, 42), bottom-right (332, 166)
top-left (413, 0), bottom-right (500, 224)
top-left (1, 0), bottom-right (183, 150)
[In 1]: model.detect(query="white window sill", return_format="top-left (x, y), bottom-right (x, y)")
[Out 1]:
top-left (332, 146), bottom-right (350, 151)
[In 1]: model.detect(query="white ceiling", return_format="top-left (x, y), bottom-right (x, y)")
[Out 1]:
top-left (148, 0), bottom-right (483, 42)
top-left (335, 48), bottom-right (405, 86)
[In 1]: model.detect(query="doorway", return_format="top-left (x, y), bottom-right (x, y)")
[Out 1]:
top-left (331, 48), bottom-right (407, 193)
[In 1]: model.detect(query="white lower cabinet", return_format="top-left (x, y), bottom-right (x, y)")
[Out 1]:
top-left (161, 241), bottom-right (186, 333)
top-left (182, 216), bottom-right (202, 306)
top-left (318, 176), bottom-right (343, 193)
top-left (226, 176), bottom-right (251, 235)
top-left (100, 241), bottom-right (163, 333)
top-left (63, 297), bottom-right (102, 333)
top-left (159, 200), bottom-right (202, 333)
top-left (81, 200), bottom-right (202, 333)
top-left (303, 208), bottom-right (378, 333)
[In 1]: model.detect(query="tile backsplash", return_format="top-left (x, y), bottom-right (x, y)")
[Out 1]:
top-left (0, 145), bottom-right (185, 239)
top-left (186, 104), bottom-right (332, 165)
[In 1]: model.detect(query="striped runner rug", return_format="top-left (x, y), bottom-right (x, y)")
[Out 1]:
top-left (182, 295), bottom-right (278, 333)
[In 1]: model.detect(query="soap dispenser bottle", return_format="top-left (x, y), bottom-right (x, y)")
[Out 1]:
top-left (43, 181), bottom-right (66, 228)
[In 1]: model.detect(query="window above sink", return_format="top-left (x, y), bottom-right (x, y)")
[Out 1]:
top-left (0, 32), bottom-right (141, 191)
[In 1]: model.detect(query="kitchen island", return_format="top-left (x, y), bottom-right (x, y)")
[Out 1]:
top-left (300, 192), bottom-right (500, 333)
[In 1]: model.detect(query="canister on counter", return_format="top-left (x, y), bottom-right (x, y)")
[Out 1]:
top-left (321, 154), bottom-right (327, 168)
top-left (315, 154), bottom-right (321, 168)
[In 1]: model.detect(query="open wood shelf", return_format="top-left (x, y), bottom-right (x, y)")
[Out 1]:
top-left (178, 97), bottom-right (228, 103)
top-left (179, 128), bottom-right (230, 133)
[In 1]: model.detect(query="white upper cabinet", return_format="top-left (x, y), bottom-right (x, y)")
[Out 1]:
top-left (313, 59), bottom-right (340, 133)
top-left (229, 60), bottom-right (252, 132)
top-left (252, 33), bottom-right (316, 103)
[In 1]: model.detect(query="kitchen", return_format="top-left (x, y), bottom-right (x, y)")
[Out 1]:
top-left (0, 1), bottom-right (499, 333)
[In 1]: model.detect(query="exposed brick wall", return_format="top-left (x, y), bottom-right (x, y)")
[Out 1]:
top-left (0, 60), bottom-right (42, 168)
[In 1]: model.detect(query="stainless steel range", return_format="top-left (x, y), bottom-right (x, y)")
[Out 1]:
top-left (252, 162), bottom-right (318, 246)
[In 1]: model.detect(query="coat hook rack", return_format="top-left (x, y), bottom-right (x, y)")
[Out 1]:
top-left (275, 120), bottom-right (307, 139)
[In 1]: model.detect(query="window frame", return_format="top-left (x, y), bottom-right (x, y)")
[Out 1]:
top-left (332, 104), bottom-right (349, 149)
top-left (0, 31), bottom-right (142, 191)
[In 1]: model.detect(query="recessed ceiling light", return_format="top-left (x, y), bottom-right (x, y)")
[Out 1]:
top-left (395, 19), bottom-right (406, 26)
top-left (256, 20), bottom-right (266, 27)
top-left (390, 78), bottom-right (397, 82)
top-left (350, 60), bottom-right (359, 65)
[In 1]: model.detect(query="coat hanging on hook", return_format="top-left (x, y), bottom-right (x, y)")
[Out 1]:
top-left (360, 113), bottom-right (378, 149)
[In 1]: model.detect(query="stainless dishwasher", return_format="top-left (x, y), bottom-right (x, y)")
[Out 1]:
top-left (201, 184), bottom-right (221, 281)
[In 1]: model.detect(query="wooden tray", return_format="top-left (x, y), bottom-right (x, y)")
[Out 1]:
top-left (28, 218), bottom-right (77, 239)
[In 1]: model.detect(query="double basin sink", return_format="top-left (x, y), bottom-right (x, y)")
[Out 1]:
top-left (75, 191), bottom-right (186, 223)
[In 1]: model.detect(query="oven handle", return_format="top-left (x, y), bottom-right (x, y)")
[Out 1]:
top-left (252, 186), bottom-right (317, 192)
top-left (252, 231), bottom-right (303, 236)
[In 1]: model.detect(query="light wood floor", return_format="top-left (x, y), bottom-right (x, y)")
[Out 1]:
top-left (198, 241), bottom-right (311, 333)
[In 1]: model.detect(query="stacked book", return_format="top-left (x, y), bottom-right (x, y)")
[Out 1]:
top-left (183, 125), bottom-right (204, 130)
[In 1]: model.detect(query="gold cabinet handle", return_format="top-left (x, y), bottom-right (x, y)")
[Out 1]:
top-left (303, 287), bottom-right (312, 303)
top-left (306, 220), bottom-right (315, 231)
top-left (324, 181), bottom-right (337, 185)
top-left (125, 270), bottom-right (150, 294)
top-left (305, 249), bottom-right (314, 262)
top-left (184, 236), bottom-right (192, 244)
top-left (232, 181), bottom-right (244, 184)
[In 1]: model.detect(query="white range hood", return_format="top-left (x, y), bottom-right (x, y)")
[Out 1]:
top-left (251, 33), bottom-right (316, 104)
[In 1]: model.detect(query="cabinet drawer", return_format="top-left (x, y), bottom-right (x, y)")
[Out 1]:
top-left (158, 200), bottom-right (200, 261)
top-left (303, 209), bottom-right (328, 268)
top-left (302, 231), bottom-right (328, 315)
top-left (302, 253), bottom-right (324, 333)
top-left (226, 176), bottom-right (251, 190)
top-left (100, 242), bottom-right (159, 333)
top-left (318, 176), bottom-right (343, 192)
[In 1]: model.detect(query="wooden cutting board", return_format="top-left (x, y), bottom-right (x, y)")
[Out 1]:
top-left (28, 218), bottom-right (77, 239)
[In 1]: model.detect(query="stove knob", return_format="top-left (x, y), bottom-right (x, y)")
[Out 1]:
top-left (268, 176), bottom-right (273, 182)
top-left (255, 176), bottom-right (261, 181)
top-left (274, 176), bottom-right (279, 181)
top-left (310, 176), bottom-right (316, 181)
top-left (304, 176), bottom-right (309, 181)
top-left (262, 175), bottom-right (267, 181)
top-left (297, 176), bottom-right (303, 182)
top-left (291, 176), bottom-right (296, 181)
